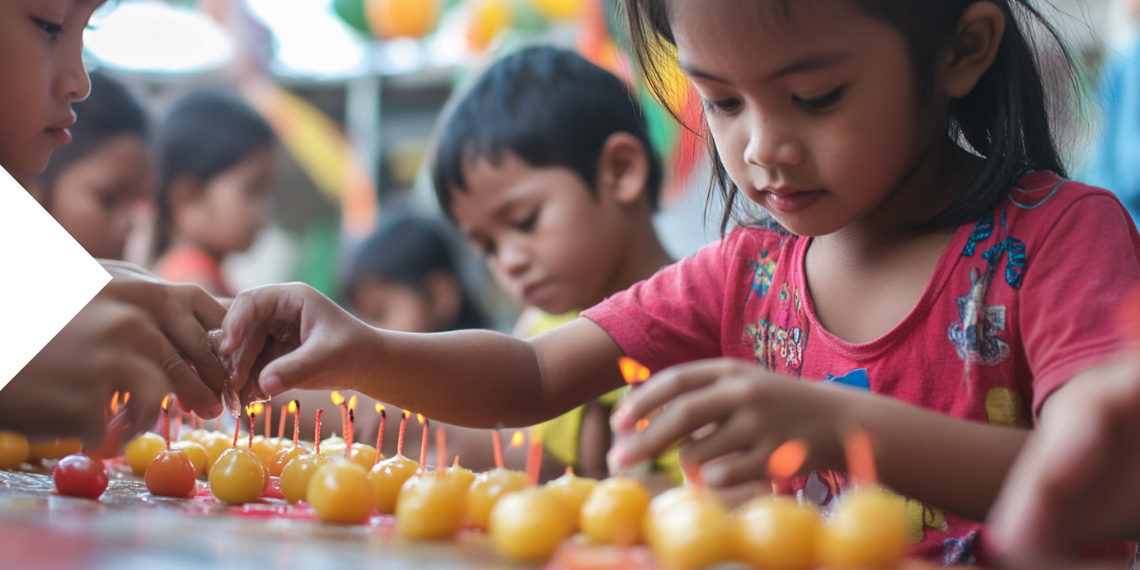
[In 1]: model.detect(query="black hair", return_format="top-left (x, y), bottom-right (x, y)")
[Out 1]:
top-left (38, 70), bottom-right (148, 209)
top-left (431, 46), bottom-right (663, 217)
top-left (154, 91), bottom-right (275, 257)
top-left (623, 0), bottom-right (1076, 234)
top-left (347, 216), bottom-right (488, 331)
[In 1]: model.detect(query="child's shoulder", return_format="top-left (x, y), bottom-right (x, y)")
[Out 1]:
top-left (999, 171), bottom-right (1135, 240)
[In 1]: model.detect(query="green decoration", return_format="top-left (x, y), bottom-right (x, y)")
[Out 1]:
top-left (332, 0), bottom-right (370, 35)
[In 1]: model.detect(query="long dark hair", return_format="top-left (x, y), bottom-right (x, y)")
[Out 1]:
top-left (623, 0), bottom-right (1077, 234)
top-left (154, 91), bottom-right (274, 258)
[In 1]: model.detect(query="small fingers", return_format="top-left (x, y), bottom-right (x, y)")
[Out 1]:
top-left (614, 359), bottom-right (748, 432)
top-left (611, 381), bottom-right (738, 470)
top-left (700, 445), bottom-right (772, 488)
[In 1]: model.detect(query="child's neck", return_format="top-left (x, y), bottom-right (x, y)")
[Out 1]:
top-left (597, 213), bottom-right (674, 306)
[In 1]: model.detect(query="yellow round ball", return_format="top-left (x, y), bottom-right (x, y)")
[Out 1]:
top-left (200, 433), bottom-right (233, 473)
top-left (0, 431), bottom-right (30, 470)
top-left (466, 468), bottom-right (527, 530)
top-left (490, 488), bottom-right (571, 561)
top-left (817, 486), bottom-right (907, 570)
top-left (396, 471), bottom-right (468, 539)
top-left (730, 496), bottom-right (820, 570)
top-left (443, 464), bottom-right (475, 491)
top-left (545, 470), bottom-right (597, 529)
top-left (249, 436), bottom-right (279, 465)
top-left (307, 460), bottom-right (375, 524)
top-left (580, 477), bottom-right (650, 546)
top-left (368, 455), bottom-right (419, 514)
top-left (124, 433), bottom-right (165, 476)
top-left (208, 448), bottom-right (267, 505)
top-left (171, 440), bottom-right (209, 477)
top-left (645, 489), bottom-right (730, 570)
top-left (29, 438), bottom-right (83, 462)
top-left (269, 444), bottom-right (309, 477)
top-left (279, 452), bottom-right (331, 504)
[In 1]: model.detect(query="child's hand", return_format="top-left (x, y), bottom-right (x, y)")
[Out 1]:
top-left (609, 358), bottom-right (846, 487)
top-left (219, 283), bottom-right (380, 399)
top-left (98, 260), bottom-right (228, 417)
top-left (0, 298), bottom-right (172, 447)
top-left (989, 355), bottom-right (1140, 561)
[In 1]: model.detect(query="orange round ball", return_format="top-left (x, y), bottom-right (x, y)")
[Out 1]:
top-left (0, 431), bottom-right (30, 470)
top-left (307, 460), bottom-right (375, 524)
top-left (145, 448), bottom-right (198, 498)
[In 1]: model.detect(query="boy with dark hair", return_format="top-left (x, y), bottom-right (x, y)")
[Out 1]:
top-left (430, 46), bottom-right (674, 478)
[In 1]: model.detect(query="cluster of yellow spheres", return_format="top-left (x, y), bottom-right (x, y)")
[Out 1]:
top-left (0, 431), bottom-right (85, 469)
top-left (118, 429), bottom-right (908, 570)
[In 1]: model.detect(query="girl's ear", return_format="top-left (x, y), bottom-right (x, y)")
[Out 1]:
top-left (424, 271), bottom-right (462, 330)
top-left (942, 2), bottom-right (1006, 99)
top-left (595, 132), bottom-right (651, 206)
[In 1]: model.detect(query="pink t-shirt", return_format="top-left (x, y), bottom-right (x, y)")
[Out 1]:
top-left (583, 172), bottom-right (1140, 566)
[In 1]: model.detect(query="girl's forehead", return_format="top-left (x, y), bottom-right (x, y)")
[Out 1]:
top-left (669, 0), bottom-right (888, 79)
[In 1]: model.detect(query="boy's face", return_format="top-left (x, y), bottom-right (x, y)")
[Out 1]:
top-left (451, 152), bottom-right (631, 315)
top-left (0, 0), bottom-right (100, 176)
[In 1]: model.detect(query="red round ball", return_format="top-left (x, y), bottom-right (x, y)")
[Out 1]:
top-left (53, 454), bottom-right (109, 500)
top-left (145, 449), bottom-right (198, 498)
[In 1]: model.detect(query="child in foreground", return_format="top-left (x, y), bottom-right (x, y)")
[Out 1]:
top-left (153, 91), bottom-right (275, 297)
top-left (0, 0), bottom-right (228, 442)
top-left (430, 46), bottom-right (673, 478)
top-left (23, 70), bottom-right (150, 261)
top-left (219, 1), bottom-right (1139, 564)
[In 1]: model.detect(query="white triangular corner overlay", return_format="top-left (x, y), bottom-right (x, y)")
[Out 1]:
top-left (0, 166), bottom-right (111, 391)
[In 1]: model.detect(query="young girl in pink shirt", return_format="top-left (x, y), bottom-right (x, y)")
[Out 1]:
top-left (219, 1), bottom-right (1138, 564)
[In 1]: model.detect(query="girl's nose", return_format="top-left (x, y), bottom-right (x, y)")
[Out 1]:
top-left (56, 36), bottom-right (92, 102)
top-left (744, 121), bottom-right (804, 169)
top-left (497, 240), bottom-right (530, 278)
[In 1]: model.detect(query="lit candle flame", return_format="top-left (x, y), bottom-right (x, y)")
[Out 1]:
top-left (767, 439), bottom-right (808, 479)
top-left (252, 402), bottom-right (264, 415)
top-left (110, 391), bottom-right (120, 415)
top-left (417, 413), bottom-right (425, 425)
top-left (331, 391), bottom-right (345, 406)
top-left (619, 357), bottom-right (651, 385)
top-left (288, 400), bottom-right (298, 414)
top-left (375, 403), bottom-right (385, 413)
top-left (122, 392), bottom-right (131, 405)
top-left (161, 395), bottom-right (171, 412)
top-left (403, 409), bottom-right (411, 419)
top-left (348, 395), bottom-right (357, 411)
top-left (510, 430), bottom-right (524, 447)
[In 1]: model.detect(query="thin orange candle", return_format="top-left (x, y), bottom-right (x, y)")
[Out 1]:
top-left (525, 428), bottom-right (543, 487)
top-left (331, 392), bottom-right (347, 438)
top-left (492, 428), bottom-right (504, 470)
top-left (844, 430), bottom-right (878, 485)
top-left (290, 401), bottom-right (300, 447)
top-left (264, 402), bottom-right (272, 440)
top-left (276, 404), bottom-right (288, 441)
top-left (435, 425), bottom-right (447, 471)
top-left (397, 410), bottom-right (410, 456)
top-left (767, 439), bottom-right (808, 480)
top-left (374, 404), bottom-right (386, 465)
top-left (248, 408), bottom-right (256, 449)
top-left (161, 395), bottom-right (172, 449)
top-left (345, 409), bottom-right (356, 460)
top-left (418, 415), bottom-right (429, 468)
top-left (314, 408), bottom-right (324, 455)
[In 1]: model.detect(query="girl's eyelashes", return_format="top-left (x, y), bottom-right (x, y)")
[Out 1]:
top-left (515, 210), bottom-right (539, 232)
top-left (702, 97), bottom-right (742, 115)
top-left (33, 18), bottom-right (64, 39)
top-left (794, 87), bottom-right (845, 112)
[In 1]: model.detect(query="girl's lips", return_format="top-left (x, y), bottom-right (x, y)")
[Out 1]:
top-left (763, 189), bottom-right (825, 214)
top-left (45, 127), bottom-right (72, 146)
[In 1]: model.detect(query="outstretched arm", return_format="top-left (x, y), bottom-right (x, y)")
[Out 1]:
top-left (220, 283), bottom-right (626, 428)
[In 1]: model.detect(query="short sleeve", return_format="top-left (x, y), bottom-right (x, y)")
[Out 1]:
top-left (582, 230), bottom-right (746, 372)
top-left (1020, 192), bottom-right (1140, 414)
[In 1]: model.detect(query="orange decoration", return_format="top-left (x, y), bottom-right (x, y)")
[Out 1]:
top-left (768, 439), bottom-right (808, 480)
top-left (492, 428), bottom-right (504, 470)
top-left (364, 0), bottom-right (439, 40)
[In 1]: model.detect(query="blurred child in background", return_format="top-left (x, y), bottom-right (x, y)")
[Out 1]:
top-left (153, 91), bottom-right (275, 297)
top-left (430, 46), bottom-right (674, 479)
top-left (23, 70), bottom-right (150, 261)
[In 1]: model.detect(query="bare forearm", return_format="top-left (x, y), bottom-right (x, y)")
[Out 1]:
top-left (837, 388), bottom-right (1028, 522)
top-left (357, 318), bottom-right (625, 429)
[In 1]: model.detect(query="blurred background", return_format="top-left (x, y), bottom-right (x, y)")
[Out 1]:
top-left (74, 0), bottom-right (1136, 329)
